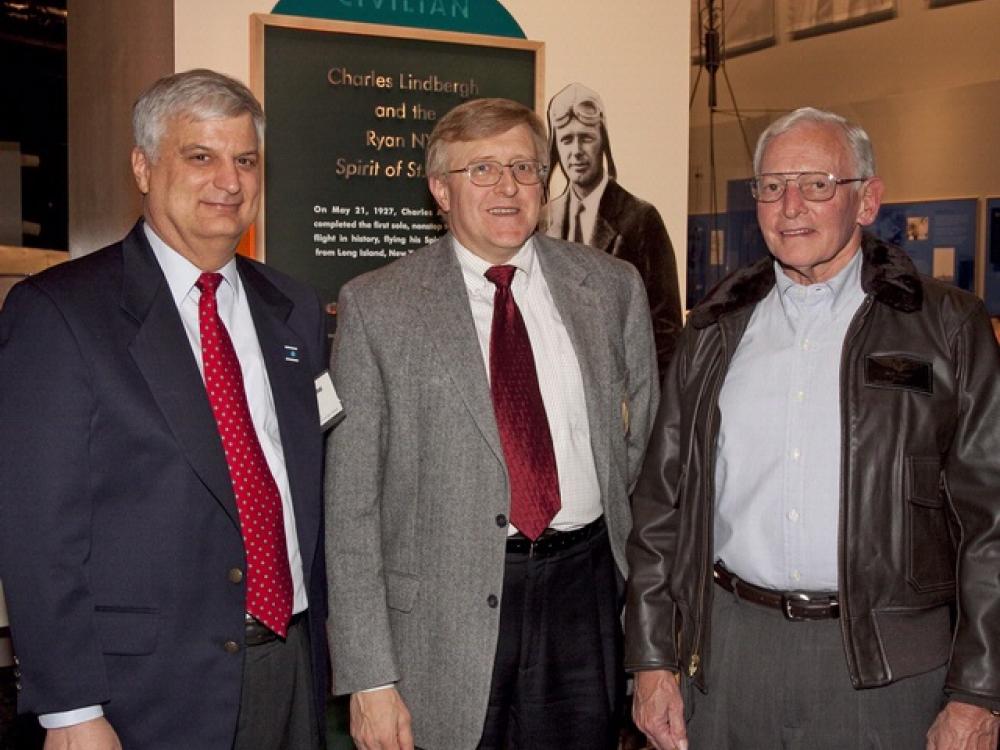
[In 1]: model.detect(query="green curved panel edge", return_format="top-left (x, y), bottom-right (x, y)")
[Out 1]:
top-left (270, 0), bottom-right (526, 38)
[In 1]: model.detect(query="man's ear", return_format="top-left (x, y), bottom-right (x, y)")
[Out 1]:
top-left (856, 176), bottom-right (884, 227)
top-left (428, 175), bottom-right (451, 213)
top-left (131, 147), bottom-right (152, 195)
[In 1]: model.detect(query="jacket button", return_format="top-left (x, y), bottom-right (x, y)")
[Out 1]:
top-left (227, 568), bottom-right (244, 584)
top-left (495, 514), bottom-right (507, 527)
top-left (223, 640), bottom-right (240, 654)
top-left (14, 680), bottom-right (21, 691)
top-left (487, 594), bottom-right (498, 608)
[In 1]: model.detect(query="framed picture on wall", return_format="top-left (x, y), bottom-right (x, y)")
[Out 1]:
top-left (789, 0), bottom-right (896, 38)
top-left (928, 0), bottom-right (983, 7)
top-left (691, 0), bottom-right (775, 62)
top-left (249, 14), bottom-right (542, 306)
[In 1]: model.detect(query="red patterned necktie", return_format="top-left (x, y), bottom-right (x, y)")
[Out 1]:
top-left (197, 272), bottom-right (293, 637)
top-left (485, 265), bottom-right (561, 540)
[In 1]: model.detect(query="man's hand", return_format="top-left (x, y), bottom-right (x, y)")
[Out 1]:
top-left (927, 701), bottom-right (1000, 750)
top-left (43, 717), bottom-right (121, 750)
top-left (350, 687), bottom-right (414, 750)
top-left (633, 669), bottom-right (688, 750)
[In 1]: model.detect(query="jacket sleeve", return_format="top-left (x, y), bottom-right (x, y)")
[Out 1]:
top-left (324, 282), bottom-right (400, 693)
top-left (623, 323), bottom-right (693, 673)
top-left (621, 263), bottom-right (661, 491)
top-left (942, 302), bottom-right (1000, 710)
top-left (0, 281), bottom-right (110, 714)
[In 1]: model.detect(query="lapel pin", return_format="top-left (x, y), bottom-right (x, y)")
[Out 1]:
top-left (284, 345), bottom-right (300, 363)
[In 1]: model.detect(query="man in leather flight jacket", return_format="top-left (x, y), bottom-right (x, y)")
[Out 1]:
top-left (624, 108), bottom-right (1000, 750)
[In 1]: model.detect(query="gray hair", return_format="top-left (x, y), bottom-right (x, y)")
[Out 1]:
top-left (425, 97), bottom-right (547, 178)
top-left (133, 69), bottom-right (264, 160)
top-left (753, 107), bottom-right (876, 178)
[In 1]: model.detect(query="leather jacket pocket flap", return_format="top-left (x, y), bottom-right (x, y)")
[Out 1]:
top-left (905, 457), bottom-right (955, 592)
top-left (94, 607), bottom-right (160, 656)
top-left (864, 355), bottom-right (932, 394)
top-left (385, 571), bottom-right (420, 613)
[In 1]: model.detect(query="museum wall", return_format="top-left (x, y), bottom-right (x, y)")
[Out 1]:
top-left (689, 0), bottom-right (1000, 214)
top-left (172, 0), bottom-right (691, 302)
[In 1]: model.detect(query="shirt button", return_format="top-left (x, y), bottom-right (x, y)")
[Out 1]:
top-left (495, 514), bottom-right (508, 528)
top-left (801, 339), bottom-right (811, 351)
top-left (487, 594), bottom-right (499, 608)
top-left (223, 640), bottom-right (241, 654)
top-left (795, 390), bottom-right (805, 401)
top-left (787, 509), bottom-right (800, 522)
top-left (790, 448), bottom-right (801, 461)
top-left (228, 568), bottom-right (244, 584)
top-left (791, 570), bottom-right (802, 582)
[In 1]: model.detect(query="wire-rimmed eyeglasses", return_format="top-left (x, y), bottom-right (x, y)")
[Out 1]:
top-left (446, 159), bottom-right (548, 187)
top-left (749, 172), bottom-right (867, 203)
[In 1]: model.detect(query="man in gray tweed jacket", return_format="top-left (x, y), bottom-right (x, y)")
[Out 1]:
top-left (326, 97), bottom-right (658, 749)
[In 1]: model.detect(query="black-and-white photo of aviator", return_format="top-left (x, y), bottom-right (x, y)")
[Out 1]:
top-left (543, 82), bottom-right (682, 373)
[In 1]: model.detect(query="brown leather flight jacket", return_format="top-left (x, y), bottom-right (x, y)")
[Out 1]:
top-left (624, 235), bottom-right (1000, 710)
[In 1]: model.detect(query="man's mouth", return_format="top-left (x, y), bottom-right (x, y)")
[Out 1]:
top-left (488, 207), bottom-right (519, 216)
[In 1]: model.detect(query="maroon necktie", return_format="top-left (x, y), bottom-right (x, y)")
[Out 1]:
top-left (485, 265), bottom-right (561, 540)
top-left (197, 272), bottom-right (293, 637)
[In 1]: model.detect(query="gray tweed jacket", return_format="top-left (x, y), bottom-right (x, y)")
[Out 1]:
top-left (325, 232), bottom-right (658, 749)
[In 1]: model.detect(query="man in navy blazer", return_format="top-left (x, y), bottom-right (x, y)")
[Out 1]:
top-left (0, 70), bottom-right (329, 749)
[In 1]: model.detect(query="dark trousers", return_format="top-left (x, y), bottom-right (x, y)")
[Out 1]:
top-left (477, 525), bottom-right (622, 750)
top-left (233, 613), bottom-right (322, 750)
top-left (686, 588), bottom-right (947, 749)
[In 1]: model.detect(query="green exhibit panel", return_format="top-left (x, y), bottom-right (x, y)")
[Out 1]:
top-left (252, 15), bottom-right (541, 304)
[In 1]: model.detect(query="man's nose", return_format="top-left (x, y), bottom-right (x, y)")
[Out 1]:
top-left (214, 160), bottom-right (241, 194)
top-left (781, 181), bottom-right (807, 217)
top-left (493, 166), bottom-right (519, 196)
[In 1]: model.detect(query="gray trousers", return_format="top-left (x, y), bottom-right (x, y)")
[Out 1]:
top-left (685, 587), bottom-right (947, 749)
top-left (233, 615), bottom-right (322, 750)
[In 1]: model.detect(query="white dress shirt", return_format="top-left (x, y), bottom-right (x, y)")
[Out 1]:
top-left (454, 236), bottom-right (602, 532)
top-left (39, 225), bottom-right (307, 729)
top-left (713, 249), bottom-right (866, 591)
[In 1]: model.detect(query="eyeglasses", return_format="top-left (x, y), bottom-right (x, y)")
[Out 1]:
top-left (749, 172), bottom-right (867, 203)
top-left (447, 160), bottom-right (548, 187)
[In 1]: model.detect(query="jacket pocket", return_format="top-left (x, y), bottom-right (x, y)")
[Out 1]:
top-left (93, 606), bottom-right (160, 655)
top-left (385, 570), bottom-right (420, 613)
top-left (904, 456), bottom-right (955, 593)
top-left (865, 354), bottom-right (932, 394)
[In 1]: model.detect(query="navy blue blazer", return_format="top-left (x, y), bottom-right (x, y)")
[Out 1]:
top-left (0, 221), bottom-right (329, 749)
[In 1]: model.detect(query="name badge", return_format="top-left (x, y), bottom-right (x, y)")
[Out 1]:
top-left (315, 370), bottom-right (344, 430)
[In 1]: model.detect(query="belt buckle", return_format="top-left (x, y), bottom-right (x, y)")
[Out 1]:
top-left (781, 591), bottom-right (813, 620)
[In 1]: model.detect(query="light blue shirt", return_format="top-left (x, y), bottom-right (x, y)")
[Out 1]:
top-left (713, 249), bottom-right (866, 591)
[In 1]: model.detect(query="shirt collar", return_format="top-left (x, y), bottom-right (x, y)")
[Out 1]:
top-left (143, 223), bottom-right (241, 306)
top-left (774, 246), bottom-right (863, 316)
top-left (569, 172), bottom-right (609, 215)
top-left (452, 234), bottom-right (537, 294)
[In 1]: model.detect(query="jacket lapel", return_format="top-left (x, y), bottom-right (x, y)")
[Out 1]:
top-left (120, 223), bottom-right (240, 526)
top-left (417, 236), bottom-right (504, 463)
top-left (239, 259), bottom-right (322, 573)
top-left (534, 234), bottom-right (613, 506)
top-left (591, 180), bottom-right (625, 254)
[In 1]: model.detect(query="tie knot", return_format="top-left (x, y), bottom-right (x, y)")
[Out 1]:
top-left (485, 265), bottom-right (517, 291)
top-left (196, 272), bottom-right (224, 297)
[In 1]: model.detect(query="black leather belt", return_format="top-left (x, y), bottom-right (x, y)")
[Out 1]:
top-left (713, 562), bottom-right (840, 621)
top-left (506, 516), bottom-right (605, 557)
top-left (244, 612), bottom-right (304, 646)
